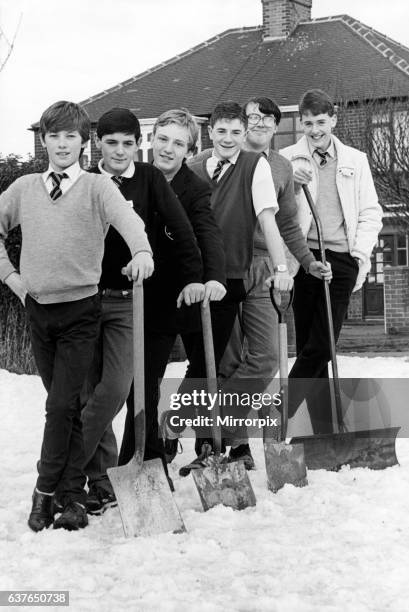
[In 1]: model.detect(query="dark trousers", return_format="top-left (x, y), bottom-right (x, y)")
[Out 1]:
top-left (26, 294), bottom-right (101, 504)
top-left (289, 250), bottom-right (359, 434)
top-left (118, 279), bottom-right (246, 465)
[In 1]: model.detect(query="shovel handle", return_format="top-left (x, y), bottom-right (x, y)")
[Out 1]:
top-left (302, 185), bottom-right (345, 433)
top-left (269, 287), bottom-right (294, 324)
top-left (133, 282), bottom-right (146, 465)
top-left (270, 288), bottom-right (292, 440)
top-left (200, 303), bottom-right (221, 455)
top-left (278, 321), bottom-right (289, 440)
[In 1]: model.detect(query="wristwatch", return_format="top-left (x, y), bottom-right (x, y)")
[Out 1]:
top-left (274, 264), bottom-right (288, 273)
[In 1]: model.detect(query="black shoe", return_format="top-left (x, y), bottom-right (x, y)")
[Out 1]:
top-left (228, 444), bottom-right (255, 471)
top-left (86, 484), bottom-right (117, 516)
top-left (179, 441), bottom-right (214, 477)
top-left (36, 461), bottom-right (63, 515)
top-left (194, 438), bottom-right (226, 456)
top-left (53, 501), bottom-right (88, 531)
top-left (28, 489), bottom-right (54, 532)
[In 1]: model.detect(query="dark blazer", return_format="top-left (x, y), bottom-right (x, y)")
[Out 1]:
top-left (146, 160), bottom-right (226, 334)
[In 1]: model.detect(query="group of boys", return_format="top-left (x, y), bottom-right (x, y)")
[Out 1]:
top-left (0, 87), bottom-right (382, 532)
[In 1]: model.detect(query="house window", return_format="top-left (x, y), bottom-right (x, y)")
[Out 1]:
top-left (273, 112), bottom-right (303, 150)
top-left (397, 233), bottom-right (408, 265)
top-left (369, 233), bottom-right (408, 284)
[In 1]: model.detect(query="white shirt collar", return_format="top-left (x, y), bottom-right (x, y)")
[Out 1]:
top-left (211, 149), bottom-right (240, 166)
top-left (308, 137), bottom-right (336, 160)
top-left (43, 161), bottom-right (82, 183)
top-left (98, 159), bottom-right (135, 179)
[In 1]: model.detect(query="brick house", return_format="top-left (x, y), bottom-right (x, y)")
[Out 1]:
top-left (32, 0), bottom-right (409, 326)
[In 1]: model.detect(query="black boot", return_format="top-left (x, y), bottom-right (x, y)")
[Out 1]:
top-left (228, 444), bottom-right (255, 470)
top-left (53, 501), bottom-right (88, 531)
top-left (28, 489), bottom-right (54, 532)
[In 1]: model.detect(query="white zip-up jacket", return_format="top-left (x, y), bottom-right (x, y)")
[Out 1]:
top-left (280, 135), bottom-right (383, 291)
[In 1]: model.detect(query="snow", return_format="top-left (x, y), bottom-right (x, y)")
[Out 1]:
top-left (1, 355), bottom-right (409, 612)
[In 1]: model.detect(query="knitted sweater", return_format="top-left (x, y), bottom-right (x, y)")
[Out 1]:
top-left (253, 150), bottom-right (315, 272)
top-left (0, 173), bottom-right (151, 303)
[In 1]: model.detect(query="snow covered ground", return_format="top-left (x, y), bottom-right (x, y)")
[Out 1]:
top-left (1, 355), bottom-right (409, 612)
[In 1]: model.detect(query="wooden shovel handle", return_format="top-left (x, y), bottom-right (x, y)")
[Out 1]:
top-left (133, 282), bottom-right (145, 465)
top-left (200, 303), bottom-right (221, 455)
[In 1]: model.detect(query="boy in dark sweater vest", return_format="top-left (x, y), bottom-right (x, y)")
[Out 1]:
top-left (81, 108), bottom-right (203, 514)
top-left (280, 89), bottom-right (382, 433)
top-left (177, 101), bottom-right (293, 468)
top-left (0, 101), bottom-right (153, 531)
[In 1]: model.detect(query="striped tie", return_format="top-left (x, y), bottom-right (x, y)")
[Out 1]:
top-left (49, 172), bottom-right (68, 200)
top-left (111, 175), bottom-right (123, 188)
top-left (212, 159), bottom-right (229, 182)
top-left (314, 149), bottom-right (329, 167)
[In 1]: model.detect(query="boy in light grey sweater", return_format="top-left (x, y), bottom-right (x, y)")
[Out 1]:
top-left (0, 101), bottom-right (153, 532)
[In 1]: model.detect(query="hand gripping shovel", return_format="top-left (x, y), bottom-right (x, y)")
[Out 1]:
top-left (290, 186), bottom-right (399, 471)
top-left (188, 303), bottom-right (256, 511)
top-left (264, 289), bottom-right (308, 493)
top-left (107, 283), bottom-right (185, 537)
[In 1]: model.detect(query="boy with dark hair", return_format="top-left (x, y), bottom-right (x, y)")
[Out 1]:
top-left (81, 107), bottom-right (204, 514)
top-left (118, 107), bottom-right (226, 470)
top-left (179, 100), bottom-right (293, 467)
top-left (219, 95), bottom-right (330, 459)
top-left (280, 88), bottom-right (382, 432)
top-left (0, 100), bottom-right (153, 531)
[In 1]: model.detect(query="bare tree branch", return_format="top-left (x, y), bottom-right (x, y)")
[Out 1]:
top-left (336, 95), bottom-right (409, 231)
top-left (0, 12), bottom-right (23, 73)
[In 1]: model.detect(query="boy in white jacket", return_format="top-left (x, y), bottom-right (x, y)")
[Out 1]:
top-left (280, 88), bottom-right (382, 434)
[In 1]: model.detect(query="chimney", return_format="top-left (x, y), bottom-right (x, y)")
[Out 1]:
top-left (261, 0), bottom-right (312, 40)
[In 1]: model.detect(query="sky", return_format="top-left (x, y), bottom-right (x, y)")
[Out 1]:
top-left (0, 0), bottom-right (408, 157)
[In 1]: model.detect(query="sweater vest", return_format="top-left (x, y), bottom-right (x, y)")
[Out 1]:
top-left (307, 157), bottom-right (348, 252)
top-left (188, 150), bottom-right (260, 278)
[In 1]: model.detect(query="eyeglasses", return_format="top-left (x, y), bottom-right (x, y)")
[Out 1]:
top-left (247, 113), bottom-right (276, 127)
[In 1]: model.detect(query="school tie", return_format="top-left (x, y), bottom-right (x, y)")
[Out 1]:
top-left (212, 159), bottom-right (229, 182)
top-left (314, 149), bottom-right (329, 167)
top-left (111, 175), bottom-right (123, 188)
top-left (49, 172), bottom-right (68, 200)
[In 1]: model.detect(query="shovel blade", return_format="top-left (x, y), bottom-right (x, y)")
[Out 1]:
top-left (192, 457), bottom-right (256, 511)
top-left (292, 427), bottom-right (400, 471)
top-left (107, 457), bottom-right (185, 537)
top-left (264, 439), bottom-right (308, 493)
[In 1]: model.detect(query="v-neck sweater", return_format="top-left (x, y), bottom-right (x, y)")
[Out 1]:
top-left (0, 173), bottom-right (151, 303)
top-left (188, 149), bottom-right (260, 278)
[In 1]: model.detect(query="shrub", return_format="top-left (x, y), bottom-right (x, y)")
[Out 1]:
top-left (0, 153), bottom-right (47, 374)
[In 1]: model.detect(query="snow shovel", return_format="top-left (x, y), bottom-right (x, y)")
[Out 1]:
top-left (107, 282), bottom-right (185, 537)
top-left (264, 289), bottom-right (308, 493)
top-left (290, 186), bottom-right (399, 471)
top-left (185, 302), bottom-right (256, 511)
